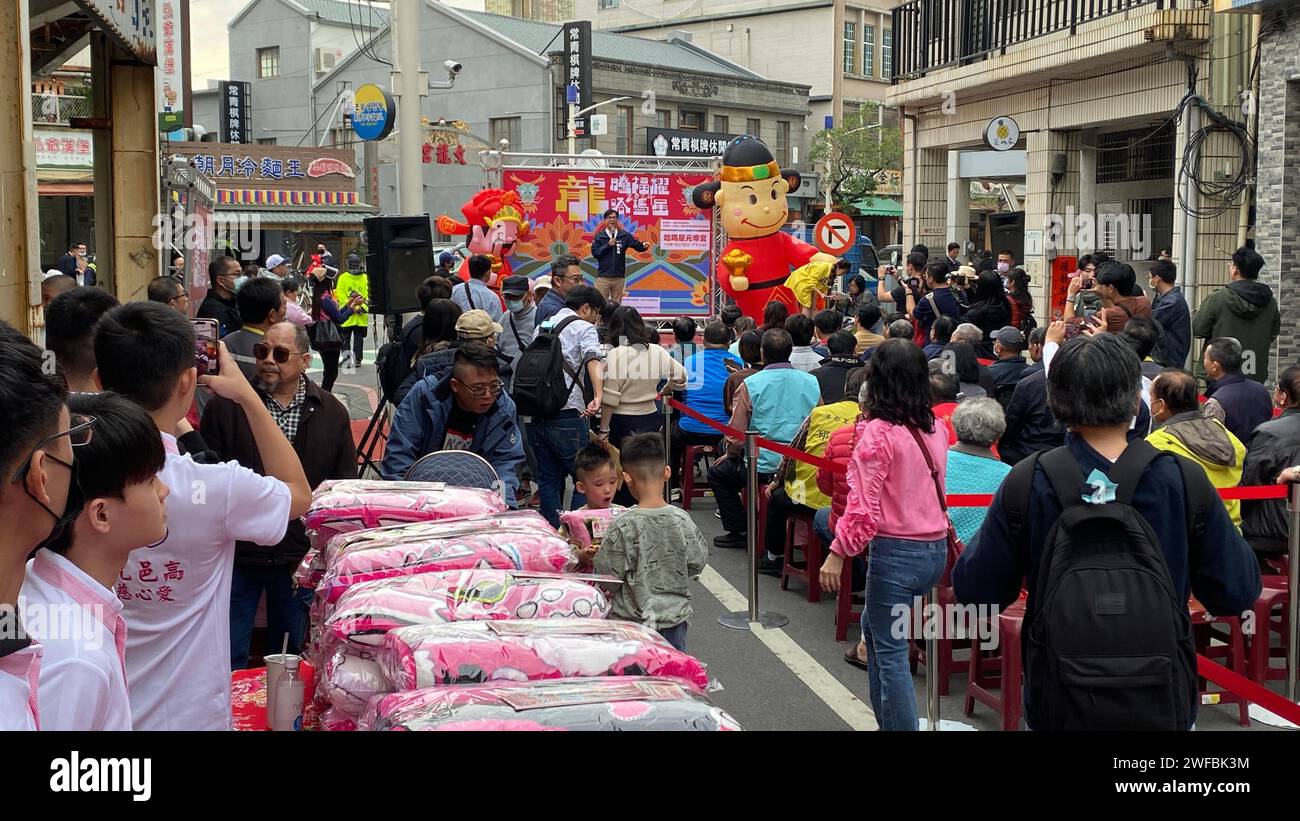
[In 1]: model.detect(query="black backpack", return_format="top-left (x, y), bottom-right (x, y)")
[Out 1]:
top-left (376, 340), bottom-right (410, 404)
top-left (1002, 440), bottom-right (1215, 731)
top-left (512, 316), bottom-right (584, 417)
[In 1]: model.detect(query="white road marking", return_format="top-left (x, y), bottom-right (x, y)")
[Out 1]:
top-left (697, 566), bottom-right (878, 731)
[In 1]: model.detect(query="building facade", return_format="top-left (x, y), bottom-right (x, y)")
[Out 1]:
top-left (886, 1), bottom-right (1260, 371)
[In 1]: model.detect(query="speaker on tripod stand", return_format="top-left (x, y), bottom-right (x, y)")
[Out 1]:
top-left (356, 214), bottom-right (434, 477)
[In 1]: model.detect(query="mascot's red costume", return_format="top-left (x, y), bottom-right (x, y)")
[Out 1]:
top-left (692, 136), bottom-right (837, 320)
top-left (435, 189), bottom-right (527, 289)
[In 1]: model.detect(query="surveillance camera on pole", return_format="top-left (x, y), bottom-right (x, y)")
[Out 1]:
top-left (429, 59), bottom-right (463, 90)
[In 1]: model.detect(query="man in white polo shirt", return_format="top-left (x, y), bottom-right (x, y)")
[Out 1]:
top-left (94, 302), bottom-right (312, 730)
top-left (21, 392), bottom-right (169, 730)
top-left (0, 320), bottom-right (79, 730)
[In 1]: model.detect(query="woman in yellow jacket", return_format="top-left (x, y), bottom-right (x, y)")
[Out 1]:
top-left (1147, 369), bottom-right (1247, 528)
top-left (335, 253), bottom-right (370, 366)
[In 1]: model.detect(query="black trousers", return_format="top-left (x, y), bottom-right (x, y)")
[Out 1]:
top-left (764, 487), bottom-right (816, 558)
top-left (609, 411), bottom-right (662, 507)
top-left (707, 453), bottom-right (771, 535)
top-left (319, 348), bottom-right (341, 391)
top-left (670, 423), bottom-right (722, 489)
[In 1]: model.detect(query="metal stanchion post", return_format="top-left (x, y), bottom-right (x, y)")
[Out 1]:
top-left (1288, 484), bottom-right (1299, 703)
top-left (663, 398), bottom-right (673, 504)
top-left (926, 587), bottom-right (941, 731)
top-left (719, 431), bottom-right (789, 631)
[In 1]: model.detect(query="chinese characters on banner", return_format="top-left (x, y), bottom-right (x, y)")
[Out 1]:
top-left (562, 20), bottom-right (592, 137)
top-left (155, 0), bottom-right (184, 131)
top-left (422, 143), bottom-right (468, 165)
top-left (505, 169), bottom-right (714, 316)
top-left (33, 129), bottom-right (94, 168)
top-left (189, 153), bottom-right (307, 180)
top-left (219, 81), bottom-right (250, 144)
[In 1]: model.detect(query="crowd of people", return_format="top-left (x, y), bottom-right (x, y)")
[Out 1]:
top-left (4, 224), bottom-right (1297, 733)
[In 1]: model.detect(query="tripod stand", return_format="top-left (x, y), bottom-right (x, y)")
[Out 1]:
top-left (355, 312), bottom-right (402, 478)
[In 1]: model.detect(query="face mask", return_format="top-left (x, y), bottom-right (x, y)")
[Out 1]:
top-left (997, 262), bottom-right (1010, 274)
top-left (506, 299), bottom-right (525, 313)
top-left (28, 455), bottom-right (86, 555)
top-left (233, 275), bottom-right (249, 292)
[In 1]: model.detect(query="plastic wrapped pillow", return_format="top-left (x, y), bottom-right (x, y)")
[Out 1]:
top-left (305, 480), bottom-right (507, 551)
top-left (360, 678), bottom-right (741, 731)
top-left (559, 506), bottom-right (625, 552)
top-left (320, 509), bottom-right (554, 569)
top-left (378, 619), bottom-right (710, 692)
top-left (322, 645), bottom-right (387, 719)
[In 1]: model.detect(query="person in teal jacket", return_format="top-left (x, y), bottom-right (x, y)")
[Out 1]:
top-left (335, 253), bottom-right (370, 367)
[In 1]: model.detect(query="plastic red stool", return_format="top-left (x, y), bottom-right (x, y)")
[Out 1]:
top-left (1190, 599), bottom-right (1251, 727)
top-left (908, 586), bottom-right (969, 697)
top-left (1247, 578), bottom-right (1292, 685)
top-left (680, 444), bottom-right (714, 511)
top-left (834, 557), bottom-right (863, 642)
top-left (780, 507), bottom-right (822, 602)
top-left (963, 599), bottom-right (1025, 731)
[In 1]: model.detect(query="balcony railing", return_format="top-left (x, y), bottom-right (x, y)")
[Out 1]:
top-left (892, 0), bottom-right (1181, 81)
top-left (31, 92), bottom-right (93, 125)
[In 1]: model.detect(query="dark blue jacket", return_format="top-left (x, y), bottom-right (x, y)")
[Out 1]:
top-left (999, 365), bottom-right (1063, 465)
top-left (535, 289), bottom-right (567, 326)
top-left (1150, 286), bottom-right (1191, 367)
top-left (1205, 373), bottom-right (1273, 448)
top-left (591, 229), bottom-right (648, 279)
top-left (912, 287), bottom-right (962, 336)
top-left (954, 433), bottom-right (1261, 617)
top-left (381, 371), bottom-right (525, 501)
top-left (987, 355), bottom-right (1030, 393)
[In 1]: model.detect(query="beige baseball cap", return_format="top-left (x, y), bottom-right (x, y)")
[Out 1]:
top-left (532, 275), bottom-right (552, 293)
top-left (455, 309), bottom-right (504, 340)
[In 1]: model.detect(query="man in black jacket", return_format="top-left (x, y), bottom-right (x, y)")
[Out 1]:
top-left (201, 321), bottom-right (357, 668)
top-left (1241, 365), bottom-right (1300, 559)
top-left (811, 331), bottom-right (863, 404)
top-left (987, 326), bottom-right (1030, 406)
top-left (999, 349), bottom-right (1063, 465)
top-left (590, 209), bottom-right (648, 305)
top-left (197, 255), bottom-right (244, 338)
top-left (1203, 337), bottom-right (1273, 448)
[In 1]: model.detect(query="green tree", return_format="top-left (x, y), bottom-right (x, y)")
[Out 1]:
top-left (809, 104), bottom-right (903, 211)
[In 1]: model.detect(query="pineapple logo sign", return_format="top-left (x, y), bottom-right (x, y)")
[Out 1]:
top-left (983, 116), bottom-right (1019, 152)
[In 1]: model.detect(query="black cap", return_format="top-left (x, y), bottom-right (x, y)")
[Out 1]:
top-left (501, 275), bottom-right (529, 296)
top-left (721, 135), bottom-right (775, 169)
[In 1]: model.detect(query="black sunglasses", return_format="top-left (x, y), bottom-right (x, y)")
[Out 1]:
top-left (254, 343), bottom-right (302, 363)
top-left (9, 414), bottom-right (97, 483)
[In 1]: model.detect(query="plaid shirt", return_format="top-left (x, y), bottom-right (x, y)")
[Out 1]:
top-left (264, 376), bottom-right (308, 442)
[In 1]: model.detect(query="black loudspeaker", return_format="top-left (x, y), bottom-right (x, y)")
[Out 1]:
top-left (363, 214), bottom-right (433, 315)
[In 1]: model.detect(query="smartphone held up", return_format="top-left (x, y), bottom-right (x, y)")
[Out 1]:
top-left (193, 318), bottom-right (220, 376)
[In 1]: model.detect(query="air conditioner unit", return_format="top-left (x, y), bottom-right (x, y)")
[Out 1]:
top-left (316, 49), bottom-right (339, 74)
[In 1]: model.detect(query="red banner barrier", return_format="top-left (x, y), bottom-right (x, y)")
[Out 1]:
top-left (1197, 655), bottom-right (1300, 727)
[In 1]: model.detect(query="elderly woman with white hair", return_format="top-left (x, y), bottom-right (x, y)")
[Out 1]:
top-left (946, 397), bottom-right (1013, 544)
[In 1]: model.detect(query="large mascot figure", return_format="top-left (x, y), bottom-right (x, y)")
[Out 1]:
top-left (435, 189), bottom-right (527, 288)
top-left (692, 136), bottom-right (837, 320)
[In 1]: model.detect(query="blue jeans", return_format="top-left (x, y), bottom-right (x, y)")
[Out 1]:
top-left (230, 564), bottom-right (312, 670)
top-left (529, 412), bottom-right (589, 528)
top-left (860, 536), bottom-right (947, 731)
top-left (658, 622), bottom-right (688, 653)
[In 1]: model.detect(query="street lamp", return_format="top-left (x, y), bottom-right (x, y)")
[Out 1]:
top-left (567, 93), bottom-right (631, 157)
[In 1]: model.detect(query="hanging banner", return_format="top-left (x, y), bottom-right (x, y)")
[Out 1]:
top-left (561, 20), bottom-right (592, 137)
top-left (503, 168), bottom-right (715, 317)
top-left (156, 0), bottom-right (183, 131)
top-left (219, 81), bottom-right (251, 144)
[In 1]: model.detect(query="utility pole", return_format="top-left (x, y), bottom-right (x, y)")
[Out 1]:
top-left (394, 0), bottom-right (425, 214)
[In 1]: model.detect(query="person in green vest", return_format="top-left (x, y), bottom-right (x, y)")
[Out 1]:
top-left (335, 253), bottom-right (370, 367)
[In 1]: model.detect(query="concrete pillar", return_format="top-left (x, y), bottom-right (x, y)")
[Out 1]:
top-left (108, 54), bottom-right (160, 302)
top-left (0, 2), bottom-right (40, 332)
top-left (1024, 129), bottom-right (1080, 316)
top-left (945, 149), bottom-right (969, 249)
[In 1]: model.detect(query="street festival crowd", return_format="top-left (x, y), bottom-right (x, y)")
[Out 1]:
top-left (5, 228), bottom-right (1300, 732)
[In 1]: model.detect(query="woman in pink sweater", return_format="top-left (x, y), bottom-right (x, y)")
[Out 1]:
top-left (819, 339), bottom-right (951, 731)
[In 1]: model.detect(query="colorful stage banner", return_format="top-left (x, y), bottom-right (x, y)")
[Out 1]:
top-left (503, 168), bottom-right (716, 317)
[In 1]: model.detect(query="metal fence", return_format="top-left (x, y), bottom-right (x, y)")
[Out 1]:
top-left (892, 0), bottom-right (1177, 81)
top-left (31, 92), bottom-right (93, 125)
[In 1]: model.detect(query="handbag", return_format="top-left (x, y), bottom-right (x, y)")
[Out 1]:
top-left (310, 305), bottom-right (343, 352)
top-left (905, 425), bottom-right (963, 587)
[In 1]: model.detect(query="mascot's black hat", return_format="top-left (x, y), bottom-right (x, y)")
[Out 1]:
top-left (693, 134), bottom-right (801, 209)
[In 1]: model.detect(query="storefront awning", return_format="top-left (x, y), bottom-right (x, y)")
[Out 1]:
top-left (850, 197), bottom-right (904, 218)
top-left (218, 209), bottom-right (376, 231)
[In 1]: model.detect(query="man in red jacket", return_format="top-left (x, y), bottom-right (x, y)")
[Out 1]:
top-left (201, 321), bottom-right (358, 668)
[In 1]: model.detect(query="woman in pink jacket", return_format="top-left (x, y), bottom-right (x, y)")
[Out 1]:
top-left (819, 339), bottom-right (951, 731)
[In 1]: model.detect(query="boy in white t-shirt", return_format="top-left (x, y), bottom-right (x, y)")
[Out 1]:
top-left (21, 392), bottom-right (169, 730)
top-left (94, 302), bottom-right (312, 730)
top-left (0, 321), bottom-right (79, 731)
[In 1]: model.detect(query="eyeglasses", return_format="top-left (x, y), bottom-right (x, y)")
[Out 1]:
top-left (254, 343), bottom-right (302, 363)
top-left (457, 379), bottom-right (505, 398)
top-left (9, 414), bottom-right (97, 483)
top-left (168, 291), bottom-right (189, 303)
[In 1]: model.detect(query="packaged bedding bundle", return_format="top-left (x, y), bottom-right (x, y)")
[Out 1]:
top-left (322, 569), bottom-right (614, 656)
top-left (378, 619), bottom-right (712, 693)
top-left (318, 519), bottom-right (579, 607)
top-left (359, 677), bottom-right (742, 731)
top-left (304, 479), bottom-right (508, 552)
top-left (557, 506), bottom-right (624, 552)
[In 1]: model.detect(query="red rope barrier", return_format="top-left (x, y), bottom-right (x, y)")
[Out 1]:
top-left (1196, 654), bottom-right (1300, 727)
top-left (665, 399), bottom-right (1289, 506)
